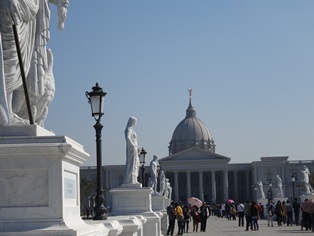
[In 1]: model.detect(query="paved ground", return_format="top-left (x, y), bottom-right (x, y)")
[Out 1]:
top-left (170, 217), bottom-right (312, 236)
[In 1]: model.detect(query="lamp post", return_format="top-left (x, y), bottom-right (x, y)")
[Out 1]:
top-left (269, 181), bottom-right (273, 200)
top-left (291, 174), bottom-right (295, 201)
top-left (86, 83), bottom-right (107, 220)
top-left (139, 147), bottom-right (147, 186)
top-left (254, 185), bottom-right (257, 200)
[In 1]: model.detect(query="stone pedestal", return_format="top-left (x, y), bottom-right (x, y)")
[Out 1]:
top-left (273, 197), bottom-right (288, 204)
top-left (0, 125), bottom-right (108, 235)
top-left (152, 194), bottom-right (167, 236)
top-left (257, 198), bottom-right (268, 218)
top-left (110, 187), bottom-right (153, 215)
top-left (110, 187), bottom-right (162, 236)
top-left (300, 193), bottom-right (314, 203)
top-left (152, 194), bottom-right (166, 212)
top-left (164, 198), bottom-right (171, 208)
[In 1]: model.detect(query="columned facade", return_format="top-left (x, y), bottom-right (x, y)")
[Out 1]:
top-left (211, 170), bottom-right (216, 202)
top-left (174, 171), bottom-right (179, 202)
top-left (187, 171), bottom-right (191, 198)
top-left (158, 168), bottom-right (254, 203)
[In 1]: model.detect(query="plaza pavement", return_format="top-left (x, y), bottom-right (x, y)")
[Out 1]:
top-left (173, 217), bottom-right (311, 236)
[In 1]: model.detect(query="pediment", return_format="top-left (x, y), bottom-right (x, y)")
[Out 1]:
top-left (159, 147), bottom-right (230, 163)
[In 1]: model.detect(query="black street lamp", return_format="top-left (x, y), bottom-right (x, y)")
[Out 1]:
top-left (86, 83), bottom-right (107, 220)
top-left (139, 147), bottom-right (147, 186)
top-left (254, 185), bottom-right (257, 200)
top-left (291, 174), bottom-right (296, 201)
top-left (269, 181), bottom-right (273, 200)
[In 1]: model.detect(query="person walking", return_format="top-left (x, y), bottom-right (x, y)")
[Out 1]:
top-left (191, 205), bottom-right (200, 232)
top-left (182, 205), bottom-right (191, 233)
top-left (282, 201), bottom-right (287, 225)
top-left (302, 199), bottom-right (312, 231)
top-left (251, 201), bottom-right (259, 231)
top-left (167, 202), bottom-right (176, 236)
top-left (266, 199), bottom-right (274, 227)
top-left (237, 201), bottom-right (245, 227)
top-left (199, 202), bottom-right (209, 232)
top-left (244, 200), bottom-right (252, 231)
top-left (274, 200), bottom-right (283, 226)
top-left (293, 198), bottom-right (301, 225)
top-left (175, 202), bottom-right (184, 236)
top-left (286, 200), bottom-right (293, 226)
top-left (259, 203), bottom-right (265, 220)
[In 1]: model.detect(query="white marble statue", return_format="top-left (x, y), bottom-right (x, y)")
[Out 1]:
top-left (149, 155), bottom-right (159, 193)
top-left (256, 181), bottom-right (265, 199)
top-left (159, 170), bottom-right (166, 196)
top-left (124, 117), bottom-right (141, 184)
top-left (276, 175), bottom-right (284, 197)
top-left (301, 165), bottom-right (314, 194)
top-left (163, 178), bottom-right (169, 198)
top-left (0, 0), bottom-right (68, 126)
top-left (166, 179), bottom-right (172, 199)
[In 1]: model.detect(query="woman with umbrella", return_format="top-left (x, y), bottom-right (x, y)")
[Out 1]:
top-left (191, 205), bottom-right (200, 232)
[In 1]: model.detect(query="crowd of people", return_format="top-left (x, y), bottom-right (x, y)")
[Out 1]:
top-left (166, 197), bottom-right (314, 235)
top-left (166, 201), bottom-right (211, 236)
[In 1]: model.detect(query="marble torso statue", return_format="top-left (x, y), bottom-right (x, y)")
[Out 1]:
top-left (276, 175), bottom-right (284, 197)
top-left (159, 170), bottom-right (166, 196)
top-left (149, 155), bottom-right (159, 193)
top-left (256, 181), bottom-right (265, 199)
top-left (301, 165), bottom-right (314, 194)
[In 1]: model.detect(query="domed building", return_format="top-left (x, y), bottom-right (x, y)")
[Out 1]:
top-left (168, 93), bottom-right (215, 155)
top-left (159, 92), bottom-right (234, 202)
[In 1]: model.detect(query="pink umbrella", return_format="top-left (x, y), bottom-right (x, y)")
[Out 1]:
top-left (302, 199), bottom-right (314, 214)
top-left (228, 199), bottom-right (235, 204)
top-left (188, 197), bottom-right (203, 208)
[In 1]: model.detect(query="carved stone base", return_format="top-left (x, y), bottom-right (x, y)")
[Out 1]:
top-left (0, 126), bottom-right (108, 235)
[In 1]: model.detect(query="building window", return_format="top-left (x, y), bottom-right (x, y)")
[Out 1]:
top-left (292, 172), bottom-right (298, 181)
top-left (118, 176), bottom-right (124, 186)
top-left (266, 171), bottom-right (272, 182)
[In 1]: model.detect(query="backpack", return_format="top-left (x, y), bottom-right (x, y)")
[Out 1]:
top-left (269, 204), bottom-right (273, 211)
top-left (274, 207), bottom-right (280, 215)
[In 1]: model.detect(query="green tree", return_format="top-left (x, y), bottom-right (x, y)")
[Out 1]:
top-left (80, 177), bottom-right (96, 209)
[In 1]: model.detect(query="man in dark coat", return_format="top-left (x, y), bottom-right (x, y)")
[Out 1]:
top-left (167, 202), bottom-right (176, 236)
top-left (199, 202), bottom-right (209, 232)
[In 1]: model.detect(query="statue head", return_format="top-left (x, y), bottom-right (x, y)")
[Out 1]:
top-left (126, 117), bottom-right (137, 128)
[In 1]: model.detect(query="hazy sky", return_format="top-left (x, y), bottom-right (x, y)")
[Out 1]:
top-left (46, 1), bottom-right (314, 166)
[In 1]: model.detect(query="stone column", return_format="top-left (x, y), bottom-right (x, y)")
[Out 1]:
top-left (199, 171), bottom-right (204, 200)
top-left (187, 171), bottom-right (191, 198)
top-left (245, 170), bottom-right (250, 200)
top-left (174, 171), bottom-right (179, 202)
top-left (211, 170), bottom-right (216, 202)
top-left (223, 169), bottom-right (229, 200)
top-left (234, 171), bottom-right (238, 202)
top-left (254, 166), bottom-right (258, 184)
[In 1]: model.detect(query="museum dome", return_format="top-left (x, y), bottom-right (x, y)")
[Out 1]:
top-left (168, 92), bottom-right (215, 155)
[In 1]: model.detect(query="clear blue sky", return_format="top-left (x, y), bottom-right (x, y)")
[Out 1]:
top-left (46, 1), bottom-right (314, 166)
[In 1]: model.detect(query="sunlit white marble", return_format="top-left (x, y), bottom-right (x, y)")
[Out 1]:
top-left (0, 125), bottom-right (108, 235)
